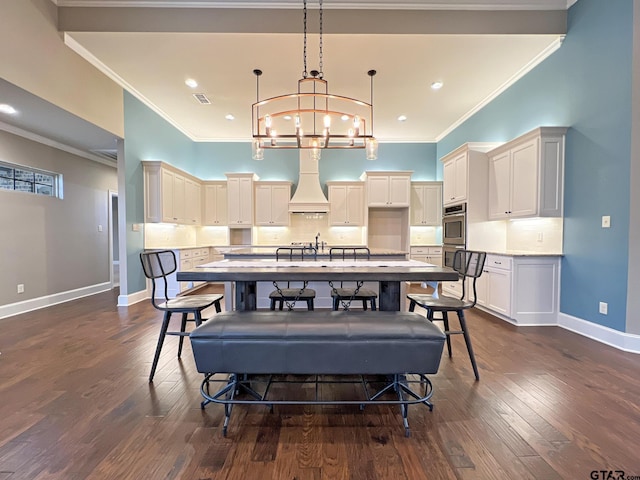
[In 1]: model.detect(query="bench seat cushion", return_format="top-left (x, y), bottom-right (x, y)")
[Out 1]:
top-left (189, 311), bottom-right (445, 375)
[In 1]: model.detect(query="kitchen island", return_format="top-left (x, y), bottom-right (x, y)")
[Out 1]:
top-left (222, 246), bottom-right (408, 261)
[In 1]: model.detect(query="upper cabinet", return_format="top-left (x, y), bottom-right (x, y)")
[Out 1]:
top-left (440, 144), bottom-right (496, 220)
top-left (442, 153), bottom-right (467, 206)
top-left (254, 181), bottom-right (291, 226)
top-left (203, 182), bottom-right (228, 226)
top-left (327, 181), bottom-right (365, 226)
top-left (184, 178), bottom-right (201, 225)
top-left (143, 161), bottom-right (201, 225)
top-left (410, 182), bottom-right (442, 226)
top-left (488, 127), bottom-right (567, 220)
top-left (226, 173), bottom-right (258, 227)
top-left (361, 171), bottom-right (412, 207)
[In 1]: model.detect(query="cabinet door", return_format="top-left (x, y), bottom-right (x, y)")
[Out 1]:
top-left (270, 184), bottom-right (290, 225)
top-left (329, 185), bottom-right (348, 225)
top-left (410, 184), bottom-right (425, 225)
top-left (238, 178), bottom-right (253, 224)
top-left (367, 176), bottom-right (389, 206)
top-left (254, 184), bottom-right (274, 225)
top-left (422, 184), bottom-right (442, 225)
top-left (443, 160), bottom-right (456, 205)
top-left (488, 151), bottom-right (511, 219)
top-left (388, 176), bottom-right (410, 206)
top-left (510, 138), bottom-right (539, 217)
top-left (172, 173), bottom-right (186, 224)
top-left (475, 269), bottom-right (488, 306)
top-left (227, 178), bottom-right (241, 225)
top-left (204, 184), bottom-right (227, 225)
top-left (345, 185), bottom-right (364, 224)
top-left (161, 169), bottom-right (175, 222)
top-left (453, 154), bottom-right (468, 203)
top-left (185, 178), bottom-right (201, 225)
top-left (487, 268), bottom-right (511, 316)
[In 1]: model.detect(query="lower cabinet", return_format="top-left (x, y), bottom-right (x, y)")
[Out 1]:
top-left (475, 254), bottom-right (560, 325)
top-left (410, 246), bottom-right (443, 285)
top-left (155, 248), bottom-right (211, 298)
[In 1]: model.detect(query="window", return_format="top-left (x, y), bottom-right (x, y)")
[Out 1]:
top-left (0, 161), bottom-right (62, 198)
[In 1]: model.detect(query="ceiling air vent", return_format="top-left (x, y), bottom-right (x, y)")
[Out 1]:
top-left (192, 93), bottom-right (211, 105)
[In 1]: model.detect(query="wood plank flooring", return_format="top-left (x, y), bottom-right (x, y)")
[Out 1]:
top-left (1, 286), bottom-right (639, 479)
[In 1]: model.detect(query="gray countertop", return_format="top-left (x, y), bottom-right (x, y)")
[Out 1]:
top-left (483, 250), bottom-right (563, 257)
top-left (222, 247), bottom-right (408, 258)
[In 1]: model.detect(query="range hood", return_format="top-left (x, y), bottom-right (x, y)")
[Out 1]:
top-left (288, 150), bottom-right (330, 213)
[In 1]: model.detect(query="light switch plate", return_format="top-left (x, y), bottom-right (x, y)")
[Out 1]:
top-left (599, 301), bottom-right (608, 315)
top-left (602, 215), bottom-right (611, 228)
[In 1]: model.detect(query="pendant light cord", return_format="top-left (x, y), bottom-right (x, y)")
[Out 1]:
top-left (302, 0), bottom-right (308, 78)
top-left (318, 0), bottom-right (323, 78)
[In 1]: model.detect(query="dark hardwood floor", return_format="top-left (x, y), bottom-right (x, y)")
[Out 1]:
top-left (1, 286), bottom-right (639, 479)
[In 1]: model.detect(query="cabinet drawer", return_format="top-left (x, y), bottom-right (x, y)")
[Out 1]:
top-left (485, 255), bottom-right (512, 271)
top-left (411, 246), bottom-right (442, 255)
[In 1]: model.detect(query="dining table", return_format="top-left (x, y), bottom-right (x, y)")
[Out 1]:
top-left (177, 259), bottom-right (459, 311)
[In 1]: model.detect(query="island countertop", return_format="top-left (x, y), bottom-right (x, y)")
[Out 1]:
top-left (222, 246), bottom-right (408, 260)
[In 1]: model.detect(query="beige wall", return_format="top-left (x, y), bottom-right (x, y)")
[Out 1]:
top-left (0, 0), bottom-right (123, 137)
top-left (0, 130), bottom-right (117, 306)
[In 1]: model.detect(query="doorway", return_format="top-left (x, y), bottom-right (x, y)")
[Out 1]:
top-left (108, 190), bottom-right (119, 288)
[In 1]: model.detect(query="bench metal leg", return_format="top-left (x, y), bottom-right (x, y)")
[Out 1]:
top-left (177, 312), bottom-right (189, 358)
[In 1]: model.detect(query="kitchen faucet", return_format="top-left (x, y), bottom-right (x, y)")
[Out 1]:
top-left (315, 232), bottom-right (320, 250)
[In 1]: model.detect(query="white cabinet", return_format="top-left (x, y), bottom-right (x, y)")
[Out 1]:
top-left (440, 144), bottom-right (497, 221)
top-left (142, 161), bottom-right (201, 225)
top-left (226, 173), bottom-right (258, 227)
top-left (476, 255), bottom-right (512, 316)
top-left (410, 182), bottom-right (442, 226)
top-left (155, 248), bottom-right (211, 297)
top-left (475, 253), bottom-right (560, 325)
top-left (410, 246), bottom-right (442, 266)
top-left (254, 181), bottom-right (291, 226)
top-left (203, 182), bottom-right (228, 225)
top-left (361, 171), bottom-right (412, 207)
top-left (327, 182), bottom-right (365, 226)
top-left (442, 152), bottom-right (467, 206)
top-left (488, 127), bottom-right (567, 220)
top-left (184, 178), bottom-right (201, 225)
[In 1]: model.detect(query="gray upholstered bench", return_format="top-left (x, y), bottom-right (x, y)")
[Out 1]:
top-left (189, 310), bottom-right (446, 436)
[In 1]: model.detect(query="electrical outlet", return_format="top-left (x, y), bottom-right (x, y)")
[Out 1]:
top-left (599, 301), bottom-right (608, 315)
top-left (602, 216), bottom-right (611, 228)
top-left (17, 284), bottom-right (24, 294)
top-left (537, 232), bottom-right (543, 242)
top-left (98, 224), bottom-right (103, 232)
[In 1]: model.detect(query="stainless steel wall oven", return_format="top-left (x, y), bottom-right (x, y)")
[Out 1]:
top-left (442, 203), bottom-right (466, 246)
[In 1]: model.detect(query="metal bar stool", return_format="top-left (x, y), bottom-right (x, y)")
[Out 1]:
top-left (140, 249), bottom-right (223, 382)
top-left (329, 247), bottom-right (378, 311)
top-left (268, 246), bottom-right (317, 310)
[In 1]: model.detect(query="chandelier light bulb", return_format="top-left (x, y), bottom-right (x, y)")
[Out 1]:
top-left (324, 114), bottom-right (331, 128)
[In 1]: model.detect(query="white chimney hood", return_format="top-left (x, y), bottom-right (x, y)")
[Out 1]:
top-left (288, 150), bottom-right (330, 213)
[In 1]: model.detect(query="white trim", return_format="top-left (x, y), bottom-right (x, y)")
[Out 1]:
top-left (436, 36), bottom-right (565, 142)
top-left (558, 312), bottom-right (640, 354)
top-left (0, 120), bottom-right (117, 168)
top-left (0, 282), bottom-right (112, 320)
top-left (54, 1), bottom-right (573, 11)
top-left (64, 34), bottom-right (196, 143)
top-left (117, 289), bottom-right (148, 306)
top-left (108, 190), bottom-right (118, 289)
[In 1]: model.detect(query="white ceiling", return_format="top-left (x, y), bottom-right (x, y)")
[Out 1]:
top-left (0, 1), bottom-right (573, 156)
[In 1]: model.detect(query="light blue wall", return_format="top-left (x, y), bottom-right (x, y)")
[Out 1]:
top-left (437, 0), bottom-right (633, 331)
top-left (123, 93), bottom-right (437, 293)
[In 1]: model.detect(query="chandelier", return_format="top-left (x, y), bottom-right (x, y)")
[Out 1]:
top-left (251, 0), bottom-right (378, 161)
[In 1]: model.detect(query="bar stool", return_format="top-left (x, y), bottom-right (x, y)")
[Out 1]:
top-left (268, 247), bottom-right (317, 310)
top-left (329, 247), bottom-right (378, 311)
top-left (407, 249), bottom-right (486, 380)
top-left (140, 249), bottom-right (223, 382)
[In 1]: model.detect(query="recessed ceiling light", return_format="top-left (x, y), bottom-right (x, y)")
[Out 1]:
top-left (0, 104), bottom-right (17, 115)
top-left (431, 81), bottom-right (443, 90)
top-left (185, 78), bottom-right (198, 88)
top-left (283, 115), bottom-right (292, 121)
top-left (225, 114), bottom-right (235, 121)
top-left (397, 115), bottom-right (407, 122)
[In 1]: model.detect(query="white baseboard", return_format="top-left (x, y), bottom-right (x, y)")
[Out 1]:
top-left (117, 288), bottom-right (148, 307)
top-left (0, 282), bottom-right (112, 320)
top-left (558, 312), bottom-right (640, 354)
